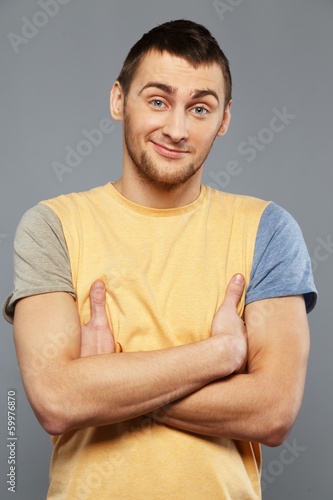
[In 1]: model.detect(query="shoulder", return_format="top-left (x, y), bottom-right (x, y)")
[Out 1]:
top-left (205, 185), bottom-right (269, 208)
top-left (247, 202), bottom-right (318, 313)
top-left (15, 203), bottom-right (70, 264)
top-left (16, 204), bottom-right (62, 242)
top-left (4, 204), bottom-right (74, 325)
top-left (204, 186), bottom-right (270, 223)
top-left (40, 184), bottom-right (110, 213)
top-left (255, 202), bottom-right (310, 261)
top-left (258, 201), bottom-right (301, 233)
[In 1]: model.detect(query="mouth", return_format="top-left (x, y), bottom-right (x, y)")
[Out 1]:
top-left (151, 141), bottom-right (189, 159)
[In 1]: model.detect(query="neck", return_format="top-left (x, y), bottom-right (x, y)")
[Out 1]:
top-left (113, 171), bottom-right (202, 209)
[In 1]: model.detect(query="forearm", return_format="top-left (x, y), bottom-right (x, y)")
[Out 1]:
top-left (155, 296), bottom-right (311, 447)
top-left (30, 336), bottom-right (241, 435)
top-left (153, 362), bottom-right (307, 447)
top-left (14, 277), bottom-right (248, 436)
top-left (151, 374), bottom-right (270, 441)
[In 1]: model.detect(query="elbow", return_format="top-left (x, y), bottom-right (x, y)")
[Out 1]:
top-left (39, 412), bottom-right (70, 437)
top-left (260, 424), bottom-right (291, 448)
top-left (31, 391), bottom-right (72, 436)
top-left (258, 408), bottom-right (298, 448)
top-left (18, 362), bottom-right (76, 435)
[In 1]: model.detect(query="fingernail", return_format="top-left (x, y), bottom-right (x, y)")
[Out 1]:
top-left (233, 274), bottom-right (244, 284)
top-left (93, 280), bottom-right (105, 289)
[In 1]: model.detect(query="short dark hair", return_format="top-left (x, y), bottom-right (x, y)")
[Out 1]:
top-left (117, 19), bottom-right (232, 108)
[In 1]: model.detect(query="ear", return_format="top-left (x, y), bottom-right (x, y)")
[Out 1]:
top-left (110, 81), bottom-right (125, 121)
top-left (217, 100), bottom-right (232, 137)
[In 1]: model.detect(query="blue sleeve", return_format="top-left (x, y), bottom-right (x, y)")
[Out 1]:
top-left (245, 202), bottom-right (317, 313)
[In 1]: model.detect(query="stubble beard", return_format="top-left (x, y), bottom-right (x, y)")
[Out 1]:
top-left (123, 114), bottom-right (212, 192)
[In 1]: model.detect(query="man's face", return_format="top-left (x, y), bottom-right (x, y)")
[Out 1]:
top-left (112, 50), bottom-right (231, 191)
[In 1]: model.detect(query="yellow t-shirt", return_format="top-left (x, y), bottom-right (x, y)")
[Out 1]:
top-left (41, 182), bottom-right (269, 500)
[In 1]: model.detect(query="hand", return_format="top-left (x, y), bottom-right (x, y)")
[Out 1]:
top-left (147, 275), bottom-right (248, 424)
top-left (80, 280), bottom-right (120, 357)
top-left (211, 274), bottom-right (248, 373)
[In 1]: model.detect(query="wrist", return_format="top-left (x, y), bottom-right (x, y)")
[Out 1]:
top-left (207, 335), bottom-right (245, 377)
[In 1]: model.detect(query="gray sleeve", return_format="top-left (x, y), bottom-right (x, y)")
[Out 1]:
top-left (2, 204), bottom-right (75, 324)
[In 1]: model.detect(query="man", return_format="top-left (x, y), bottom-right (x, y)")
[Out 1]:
top-left (3, 19), bottom-right (316, 499)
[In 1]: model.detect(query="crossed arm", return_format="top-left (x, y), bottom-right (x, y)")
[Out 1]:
top-left (13, 275), bottom-right (310, 447)
top-left (153, 295), bottom-right (310, 446)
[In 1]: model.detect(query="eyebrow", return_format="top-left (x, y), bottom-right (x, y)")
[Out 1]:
top-left (138, 82), bottom-right (220, 104)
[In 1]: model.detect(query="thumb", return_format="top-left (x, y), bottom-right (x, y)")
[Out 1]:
top-left (222, 274), bottom-right (245, 310)
top-left (89, 279), bottom-right (109, 327)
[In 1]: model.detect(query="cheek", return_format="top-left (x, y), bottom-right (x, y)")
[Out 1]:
top-left (131, 113), bottom-right (162, 136)
top-left (193, 129), bottom-right (216, 150)
top-left (145, 114), bottom-right (165, 131)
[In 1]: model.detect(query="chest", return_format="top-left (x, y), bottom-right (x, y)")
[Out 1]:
top-left (73, 213), bottom-right (251, 351)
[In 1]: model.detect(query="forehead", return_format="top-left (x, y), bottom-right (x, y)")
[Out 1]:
top-left (130, 50), bottom-right (225, 98)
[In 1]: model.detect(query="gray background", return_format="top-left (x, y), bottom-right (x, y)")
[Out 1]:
top-left (0, 0), bottom-right (332, 498)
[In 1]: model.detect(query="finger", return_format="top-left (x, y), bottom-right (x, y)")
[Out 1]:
top-left (89, 279), bottom-right (109, 327)
top-left (222, 274), bottom-right (245, 310)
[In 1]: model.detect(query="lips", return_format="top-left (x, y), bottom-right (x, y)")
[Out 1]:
top-left (151, 141), bottom-right (189, 159)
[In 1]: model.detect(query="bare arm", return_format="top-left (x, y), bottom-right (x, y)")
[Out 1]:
top-left (13, 276), bottom-right (247, 436)
top-left (151, 295), bottom-right (310, 447)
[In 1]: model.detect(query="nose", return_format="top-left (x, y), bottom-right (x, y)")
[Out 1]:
top-left (162, 107), bottom-right (189, 143)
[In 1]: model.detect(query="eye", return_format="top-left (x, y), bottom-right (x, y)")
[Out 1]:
top-left (151, 99), bottom-right (166, 109)
top-left (193, 106), bottom-right (208, 116)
